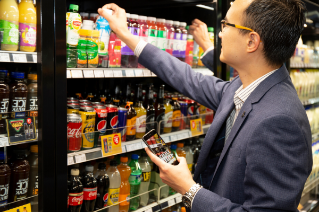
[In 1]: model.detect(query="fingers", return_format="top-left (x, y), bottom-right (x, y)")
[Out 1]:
top-left (144, 147), bottom-right (166, 167)
top-left (176, 156), bottom-right (187, 165)
top-left (98, 8), bottom-right (113, 22)
top-left (101, 3), bottom-right (120, 13)
top-left (192, 19), bottom-right (205, 26)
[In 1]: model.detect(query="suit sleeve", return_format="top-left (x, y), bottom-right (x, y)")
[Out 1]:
top-left (192, 114), bottom-right (312, 212)
top-left (201, 48), bottom-right (214, 71)
top-left (138, 44), bottom-right (229, 111)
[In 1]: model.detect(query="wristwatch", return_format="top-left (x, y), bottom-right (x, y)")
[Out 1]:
top-left (182, 183), bottom-right (203, 208)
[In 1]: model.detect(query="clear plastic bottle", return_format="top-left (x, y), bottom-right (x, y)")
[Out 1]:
top-left (184, 140), bottom-right (194, 173)
top-left (135, 85), bottom-right (146, 139)
top-left (128, 154), bottom-right (142, 211)
top-left (106, 160), bottom-right (121, 212)
top-left (138, 152), bottom-right (151, 207)
top-left (117, 157), bottom-right (131, 212)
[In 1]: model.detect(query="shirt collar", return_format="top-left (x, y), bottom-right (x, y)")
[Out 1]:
top-left (234, 69), bottom-right (277, 106)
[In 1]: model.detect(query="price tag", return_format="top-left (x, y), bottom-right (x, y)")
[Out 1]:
top-left (113, 70), bottom-right (123, 77)
top-left (122, 146), bottom-right (127, 153)
top-left (0, 53), bottom-right (10, 62)
top-left (68, 156), bottom-right (74, 165)
top-left (67, 70), bottom-right (71, 78)
top-left (168, 198), bottom-right (175, 207)
top-left (104, 70), bottom-right (114, 77)
top-left (75, 154), bottom-right (86, 163)
top-left (32, 54), bottom-right (37, 63)
top-left (126, 142), bottom-right (143, 152)
top-left (143, 69), bottom-right (152, 76)
top-left (144, 208), bottom-right (152, 212)
top-left (151, 72), bottom-right (157, 77)
top-left (83, 70), bottom-right (94, 78)
top-left (134, 69), bottom-right (144, 77)
top-left (94, 70), bottom-right (104, 78)
top-left (0, 137), bottom-right (9, 147)
top-left (188, 131), bottom-right (193, 137)
top-left (175, 195), bottom-right (182, 203)
top-left (170, 135), bottom-right (177, 141)
top-left (177, 133), bottom-right (185, 140)
top-left (12, 54), bottom-right (27, 62)
top-left (162, 136), bottom-right (170, 143)
top-left (141, 142), bottom-right (147, 148)
top-left (71, 70), bottom-right (83, 78)
top-left (125, 69), bottom-right (135, 77)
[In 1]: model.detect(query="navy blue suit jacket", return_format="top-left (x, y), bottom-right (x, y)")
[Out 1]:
top-left (139, 44), bottom-right (312, 212)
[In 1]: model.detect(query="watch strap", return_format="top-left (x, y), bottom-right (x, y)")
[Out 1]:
top-left (182, 183), bottom-right (203, 208)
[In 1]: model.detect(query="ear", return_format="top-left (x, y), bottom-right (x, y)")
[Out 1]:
top-left (247, 32), bottom-right (261, 53)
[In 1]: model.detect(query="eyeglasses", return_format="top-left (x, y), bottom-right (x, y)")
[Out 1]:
top-left (221, 20), bottom-right (254, 32)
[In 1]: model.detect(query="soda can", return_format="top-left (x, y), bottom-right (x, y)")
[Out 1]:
top-left (92, 102), bottom-right (103, 106)
top-left (205, 108), bottom-right (214, 124)
top-left (67, 114), bottom-right (82, 152)
top-left (93, 105), bottom-right (107, 147)
top-left (67, 100), bottom-right (79, 104)
top-left (106, 104), bottom-right (118, 135)
top-left (118, 107), bottom-right (128, 142)
top-left (80, 106), bottom-right (94, 112)
top-left (179, 101), bottom-right (188, 129)
top-left (79, 100), bottom-right (91, 104)
top-left (79, 111), bottom-right (96, 149)
top-left (67, 103), bottom-right (80, 114)
top-left (67, 97), bottom-right (78, 101)
top-left (185, 98), bottom-right (197, 120)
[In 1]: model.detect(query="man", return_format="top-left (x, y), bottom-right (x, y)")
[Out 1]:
top-left (98, 0), bottom-right (312, 211)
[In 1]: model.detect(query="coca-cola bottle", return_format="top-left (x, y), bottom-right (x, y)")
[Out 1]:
top-left (68, 169), bottom-right (83, 212)
top-left (94, 163), bottom-right (109, 210)
top-left (81, 165), bottom-right (97, 212)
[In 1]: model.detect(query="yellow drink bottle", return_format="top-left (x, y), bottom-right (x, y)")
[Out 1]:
top-left (135, 84), bottom-right (146, 139)
top-left (19, 0), bottom-right (36, 52)
top-left (163, 98), bottom-right (173, 133)
top-left (0, 0), bottom-right (19, 51)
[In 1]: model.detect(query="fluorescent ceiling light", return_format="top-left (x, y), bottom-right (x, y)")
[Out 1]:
top-left (196, 4), bottom-right (215, 11)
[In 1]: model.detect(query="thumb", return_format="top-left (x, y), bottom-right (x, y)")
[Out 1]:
top-left (98, 8), bottom-right (114, 23)
top-left (177, 156), bottom-right (187, 165)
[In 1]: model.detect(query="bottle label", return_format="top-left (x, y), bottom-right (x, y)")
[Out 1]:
top-left (136, 115), bottom-right (146, 133)
top-left (139, 28), bottom-right (148, 42)
top-left (164, 111), bottom-right (173, 128)
top-left (67, 13), bottom-right (82, 45)
top-left (131, 27), bottom-right (140, 36)
top-left (83, 187), bottom-right (97, 200)
top-left (0, 20), bottom-right (19, 45)
top-left (15, 178), bottom-right (28, 196)
top-left (142, 171), bottom-right (151, 182)
top-left (129, 173), bottom-right (142, 185)
top-left (96, 17), bottom-right (111, 55)
top-left (121, 27), bottom-right (135, 55)
top-left (148, 29), bottom-right (158, 46)
top-left (103, 192), bottom-right (108, 207)
top-left (107, 188), bottom-right (119, 205)
top-left (173, 33), bottom-right (181, 57)
top-left (166, 31), bottom-right (175, 55)
top-left (179, 34), bottom-right (187, 58)
top-left (156, 30), bottom-right (167, 50)
top-left (69, 192), bottom-right (83, 206)
top-left (119, 194), bottom-right (130, 206)
top-left (33, 175), bottom-right (38, 195)
top-left (19, 23), bottom-right (36, 47)
top-left (11, 97), bottom-right (27, 112)
top-left (28, 94), bottom-right (38, 111)
top-left (0, 97), bottom-right (9, 113)
top-left (80, 111), bottom-right (96, 149)
top-left (146, 113), bottom-right (155, 132)
top-left (126, 116), bottom-right (136, 136)
top-left (0, 184), bottom-right (9, 205)
top-left (172, 110), bottom-right (181, 127)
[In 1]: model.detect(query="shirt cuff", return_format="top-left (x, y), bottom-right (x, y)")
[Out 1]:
top-left (191, 188), bottom-right (202, 208)
top-left (134, 40), bottom-right (148, 57)
top-left (200, 46), bottom-right (214, 60)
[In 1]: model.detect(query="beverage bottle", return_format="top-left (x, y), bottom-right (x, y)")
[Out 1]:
top-left (138, 16), bottom-right (148, 68)
top-left (191, 137), bottom-right (200, 174)
top-left (18, 0), bottom-right (36, 52)
top-left (178, 22), bottom-right (188, 62)
top-left (27, 74), bottom-right (38, 111)
top-left (87, 30), bottom-right (100, 68)
top-left (146, 85), bottom-right (156, 133)
top-left (121, 84), bottom-right (131, 108)
top-left (96, 11), bottom-right (112, 67)
top-left (125, 102), bottom-right (137, 141)
top-left (156, 19), bottom-right (167, 51)
top-left (138, 152), bottom-right (151, 207)
top-left (176, 143), bottom-right (186, 158)
top-left (121, 13), bottom-right (132, 68)
top-left (185, 34), bottom-right (194, 66)
top-left (77, 29), bottom-right (89, 68)
top-left (66, 4), bottom-right (82, 68)
top-left (128, 154), bottom-right (142, 211)
top-left (9, 149), bottom-right (30, 202)
top-left (9, 72), bottom-right (28, 112)
top-left (106, 160), bottom-right (121, 212)
top-left (165, 20), bottom-right (175, 55)
top-left (184, 140), bottom-right (194, 173)
top-left (181, 207), bottom-right (186, 212)
top-left (113, 99), bottom-right (120, 107)
top-left (146, 17), bottom-right (157, 46)
top-left (198, 27), bottom-right (214, 67)
top-left (81, 165), bottom-right (97, 212)
top-left (27, 145), bottom-right (38, 196)
top-left (94, 163), bottom-right (109, 210)
top-left (171, 98), bottom-right (181, 132)
top-left (68, 168), bottom-right (84, 212)
top-left (86, 93), bottom-right (94, 101)
top-left (128, 14), bottom-right (139, 68)
top-left (0, 72), bottom-right (9, 113)
top-left (192, 40), bottom-right (199, 68)
top-left (117, 157), bottom-right (131, 212)
top-left (155, 85), bottom-right (166, 134)
top-left (108, 30), bottom-right (122, 68)
top-left (163, 96), bottom-right (173, 134)
top-left (172, 21), bottom-right (181, 58)
top-left (135, 84), bottom-right (146, 139)
top-left (0, 151), bottom-right (10, 208)
top-left (0, 0), bottom-right (19, 51)
top-left (104, 156), bottom-right (115, 171)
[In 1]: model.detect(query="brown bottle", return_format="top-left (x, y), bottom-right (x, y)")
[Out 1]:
top-left (27, 145), bottom-right (38, 196)
top-left (86, 93), bottom-right (94, 101)
top-left (125, 102), bottom-right (137, 141)
top-left (9, 149), bottom-right (30, 202)
top-left (171, 98), bottom-right (181, 132)
top-left (155, 85), bottom-right (166, 133)
top-left (0, 151), bottom-right (11, 208)
top-left (26, 74), bottom-right (38, 111)
top-left (9, 72), bottom-right (28, 112)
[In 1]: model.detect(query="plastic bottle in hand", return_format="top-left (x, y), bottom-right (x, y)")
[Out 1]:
top-left (106, 160), bottom-right (121, 212)
top-left (184, 140), bottom-right (194, 173)
top-left (128, 154), bottom-right (142, 211)
top-left (138, 152), bottom-right (151, 207)
top-left (117, 157), bottom-right (131, 212)
top-left (81, 165), bottom-right (97, 212)
top-left (94, 163), bottom-right (109, 210)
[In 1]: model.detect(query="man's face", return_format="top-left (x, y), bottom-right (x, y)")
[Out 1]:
top-left (219, 0), bottom-right (253, 67)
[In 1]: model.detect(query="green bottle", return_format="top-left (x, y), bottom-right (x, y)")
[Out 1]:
top-left (129, 154), bottom-right (142, 210)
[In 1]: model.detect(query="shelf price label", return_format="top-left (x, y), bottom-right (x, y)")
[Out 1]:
top-left (32, 54), bottom-right (37, 63)
top-left (113, 70), bottom-right (123, 77)
top-left (175, 195), bottom-right (182, 203)
top-left (71, 70), bottom-right (83, 78)
top-left (94, 70), bottom-right (104, 78)
top-left (143, 69), bottom-right (152, 76)
top-left (68, 156), bottom-right (75, 165)
top-left (104, 70), bottom-right (114, 78)
top-left (168, 198), bottom-right (175, 207)
top-left (144, 209), bottom-right (152, 212)
top-left (126, 141), bottom-right (143, 152)
top-left (83, 70), bottom-right (94, 78)
top-left (134, 69), bottom-right (144, 77)
top-left (190, 118), bottom-right (204, 136)
top-left (12, 54), bottom-right (27, 62)
top-left (4, 203), bottom-right (31, 212)
top-left (67, 70), bottom-right (71, 78)
top-left (162, 136), bottom-right (170, 143)
top-left (0, 53), bottom-right (10, 62)
top-left (75, 154), bottom-right (86, 163)
top-left (101, 133), bottom-right (122, 157)
top-left (170, 134), bottom-right (177, 141)
top-left (0, 137), bottom-right (9, 147)
top-left (125, 69), bottom-right (135, 77)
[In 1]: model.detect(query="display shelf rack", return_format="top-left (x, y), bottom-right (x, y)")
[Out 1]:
top-left (0, 50), bottom-right (37, 63)
top-left (67, 124), bottom-right (210, 165)
top-left (66, 68), bottom-right (214, 78)
top-left (134, 193), bottom-right (182, 212)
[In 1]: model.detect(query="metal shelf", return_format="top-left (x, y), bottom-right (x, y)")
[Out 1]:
top-left (0, 50), bottom-right (37, 63)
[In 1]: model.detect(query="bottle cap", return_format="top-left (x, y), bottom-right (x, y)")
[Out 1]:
top-left (173, 21), bottom-right (180, 26)
top-left (121, 157), bottom-right (128, 162)
top-left (103, 9), bottom-right (112, 16)
top-left (69, 4), bottom-right (79, 12)
top-left (85, 164), bottom-right (94, 172)
top-left (181, 207), bottom-right (186, 212)
top-left (71, 169), bottom-right (79, 176)
top-left (139, 16), bottom-right (147, 21)
top-left (30, 145), bottom-right (38, 153)
top-left (11, 72), bottom-right (24, 79)
top-left (147, 17), bottom-right (156, 22)
top-left (156, 18), bottom-right (166, 23)
top-left (110, 160), bottom-right (117, 166)
top-left (170, 144), bottom-right (177, 150)
top-left (28, 74), bottom-right (37, 81)
top-left (126, 13), bottom-right (131, 18)
top-left (165, 20), bottom-right (173, 25)
top-left (90, 13), bottom-right (99, 19)
top-left (208, 27), bottom-right (214, 32)
top-left (177, 143), bottom-right (184, 148)
top-left (130, 14), bottom-right (138, 20)
top-left (80, 12), bottom-right (89, 17)
top-left (98, 162), bottom-right (106, 169)
top-left (172, 97), bottom-right (178, 100)
top-left (82, 20), bottom-right (94, 30)
top-left (129, 102), bottom-right (133, 105)
top-left (131, 154), bottom-right (139, 160)
top-left (180, 22), bottom-right (187, 27)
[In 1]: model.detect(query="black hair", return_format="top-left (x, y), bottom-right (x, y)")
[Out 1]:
top-left (241, 0), bottom-right (306, 66)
